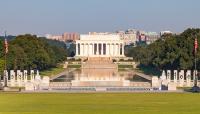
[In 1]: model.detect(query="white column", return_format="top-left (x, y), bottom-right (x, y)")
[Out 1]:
top-left (80, 44), bottom-right (83, 56)
top-left (122, 43), bottom-right (124, 56)
top-left (106, 44), bottom-right (108, 56)
top-left (118, 44), bottom-right (120, 56)
top-left (92, 43), bottom-right (94, 56)
top-left (101, 43), bottom-right (103, 56)
top-left (110, 44), bottom-right (113, 57)
top-left (119, 44), bottom-right (121, 56)
top-left (84, 43), bottom-right (87, 56)
top-left (115, 44), bottom-right (118, 56)
top-left (76, 43), bottom-right (78, 56)
top-left (97, 43), bottom-right (99, 55)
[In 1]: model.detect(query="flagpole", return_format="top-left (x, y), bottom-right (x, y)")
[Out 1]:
top-left (4, 31), bottom-right (7, 87)
top-left (193, 35), bottom-right (199, 92)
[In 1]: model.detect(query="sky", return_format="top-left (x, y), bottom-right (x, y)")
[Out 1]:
top-left (0, 0), bottom-right (200, 36)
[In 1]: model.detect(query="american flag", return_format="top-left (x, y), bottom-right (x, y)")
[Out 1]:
top-left (4, 38), bottom-right (8, 54)
top-left (194, 38), bottom-right (198, 54)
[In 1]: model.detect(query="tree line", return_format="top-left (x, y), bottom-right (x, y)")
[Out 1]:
top-left (0, 34), bottom-right (67, 73)
top-left (126, 28), bottom-right (200, 71)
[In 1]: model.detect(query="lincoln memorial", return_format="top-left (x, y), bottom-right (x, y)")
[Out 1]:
top-left (75, 34), bottom-right (125, 58)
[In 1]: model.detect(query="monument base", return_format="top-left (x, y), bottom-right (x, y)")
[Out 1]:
top-left (192, 86), bottom-right (200, 92)
top-left (3, 87), bottom-right (11, 91)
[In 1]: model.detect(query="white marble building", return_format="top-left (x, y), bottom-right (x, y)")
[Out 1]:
top-left (75, 34), bottom-right (125, 58)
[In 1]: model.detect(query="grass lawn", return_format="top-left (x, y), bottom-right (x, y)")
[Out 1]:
top-left (40, 67), bottom-right (66, 77)
top-left (67, 64), bottom-right (81, 68)
top-left (118, 65), bottom-right (133, 69)
top-left (0, 93), bottom-right (200, 114)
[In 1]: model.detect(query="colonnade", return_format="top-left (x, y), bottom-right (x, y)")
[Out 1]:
top-left (76, 43), bottom-right (124, 57)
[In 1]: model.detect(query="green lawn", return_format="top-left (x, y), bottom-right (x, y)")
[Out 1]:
top-left (0, 93), bottom-right (200, 114)
top-left (67, 64), bottom-right (81, 68)
top-left (40, 67), bottom-right (66, 77)
top-left (118, 65), bottom-right (133, 69)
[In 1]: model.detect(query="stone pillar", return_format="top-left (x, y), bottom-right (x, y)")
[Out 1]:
top-left (3, 70), bottom-right (8, 86)
top-left (186, 70), bottom-right (191, 87)
top-left (24, 70), bottom-right (28, 83)
top-left (174, 70), bottom-right (178, 83)
top-left (17, 70), bottom-right (22, 87)
top-left (10, 70), bottom-right (15, 87)
top-left (193, 70), bottom-right (197, 86)
top-left (167, 70), bottom-right (171, 83)
top-left (179, 70), bottom-right (184, 87)
top-left (152, 76), bottom-right (159, 88)
top-left (160, 70), bottom-right (167, 81)
top-left (30, 70), bottom-right (35, 82)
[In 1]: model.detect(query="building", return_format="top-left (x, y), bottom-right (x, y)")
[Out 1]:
top-left (75, 34), bottom-right (125, 58)
top-left (145, 32), bottom-right (160, 44)
top-left (63, 32), bottom-right (80, 42)
top-left (116, 30), bottom-right (137, 46)
top-left (45, 32), bottom-right (80, 42)
top-left (45, 34), bottom-right (63, 41)
top-left (160, 31), bottom-right (173, 36)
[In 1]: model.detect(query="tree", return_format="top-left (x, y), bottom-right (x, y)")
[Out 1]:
top-left (128, 28), bottom-right (200, 71)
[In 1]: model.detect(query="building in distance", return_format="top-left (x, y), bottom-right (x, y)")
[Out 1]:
top-left (45, 32), bottom-right (80, 42)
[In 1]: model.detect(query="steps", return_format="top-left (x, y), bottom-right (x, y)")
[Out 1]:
top-left (82, 57), bottom-right (117, 69)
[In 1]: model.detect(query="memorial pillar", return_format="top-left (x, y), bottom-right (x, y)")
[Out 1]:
top-left (30, 70), bottom-right (35, 82)
top-left (24, 70), bottom-right (28, 83)
top-left (10, 70), bottom-right (15, 87)
top-left (167, 70), bottom-right (171, 83)
top-left (186, 70), bottom-right (191, 87)
top-left (179, 70), bottom-right (184, 87)
top-left (174, 70), bottom-right (178, 83)
top-left (17, 70), bottom-right (22, 87)
top-left (193, 70), bottom-right (197, 86)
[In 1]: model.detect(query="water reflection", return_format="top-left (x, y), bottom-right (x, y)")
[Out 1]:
top-left (52, 68), bottom-right (150, 86)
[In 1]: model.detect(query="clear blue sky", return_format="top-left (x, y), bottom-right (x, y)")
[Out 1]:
top-left (0, 0), bottom-right (200, 36)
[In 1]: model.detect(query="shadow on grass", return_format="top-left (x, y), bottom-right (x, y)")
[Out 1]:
top-left (137, 64), bottom-right (161, 76)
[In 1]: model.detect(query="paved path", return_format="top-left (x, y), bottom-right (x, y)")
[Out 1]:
top-left (134, 72), bottom-right (153, 81)
top-left (50, 68), bottom-right (76, 80)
